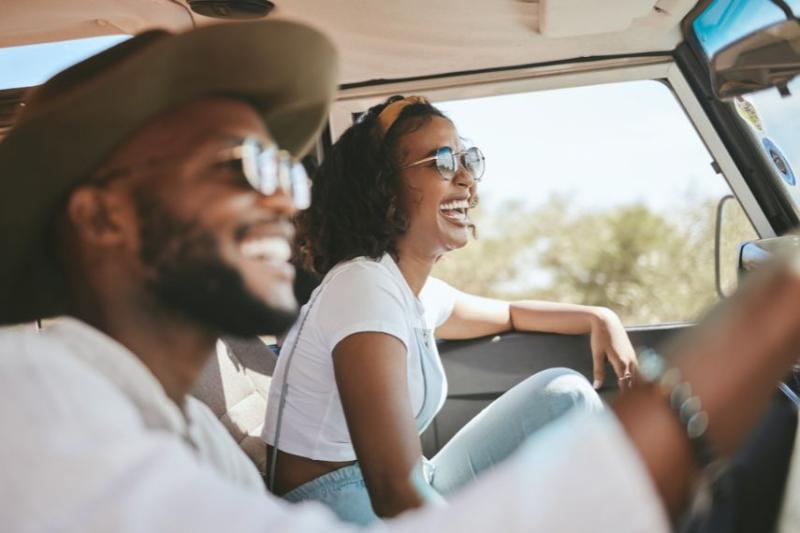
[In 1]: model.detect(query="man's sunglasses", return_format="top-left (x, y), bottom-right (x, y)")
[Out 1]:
top-left (95, 136), bottom-right (311, 210)
top-left (403, 146), bottom-right (485, 182)
top-left (217, 136), bottom-right (311, 210)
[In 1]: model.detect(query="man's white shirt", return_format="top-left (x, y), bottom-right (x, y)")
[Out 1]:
top-left (0, 318), bottom-right (669, 533)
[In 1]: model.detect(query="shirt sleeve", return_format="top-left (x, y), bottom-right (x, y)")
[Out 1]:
top-left (420, 277), bottom-right (458, 329)
top-left (315, 262), bottom-right (411, 351)
top-left (185, 397), bottom-right (266, 493)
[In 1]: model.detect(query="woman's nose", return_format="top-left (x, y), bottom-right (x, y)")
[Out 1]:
top-left (453, 164), bottom-right (475, 188)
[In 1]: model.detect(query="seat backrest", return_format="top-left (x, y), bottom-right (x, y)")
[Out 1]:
top-left (192, 336), bottom-right (277, 475)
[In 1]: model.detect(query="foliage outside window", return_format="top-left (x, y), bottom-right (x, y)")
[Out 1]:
top-left (432, 80), bottom-right (758, 326)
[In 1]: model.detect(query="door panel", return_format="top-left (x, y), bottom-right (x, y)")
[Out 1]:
top-left (421, 324), bottom-right (692, 456)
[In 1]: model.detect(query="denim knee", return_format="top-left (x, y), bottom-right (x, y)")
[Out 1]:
top-left (518, 367), bottom-right (604, 418)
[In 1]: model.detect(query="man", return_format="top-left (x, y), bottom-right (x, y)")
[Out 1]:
top-left (0, 19), bottom-right (798, 533)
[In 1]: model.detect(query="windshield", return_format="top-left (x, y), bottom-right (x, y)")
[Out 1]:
top-left (693, 0), bottom-right (800, 214)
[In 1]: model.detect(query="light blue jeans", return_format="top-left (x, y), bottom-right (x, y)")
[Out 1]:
top-left (281, 367), bottom-right (603, 525)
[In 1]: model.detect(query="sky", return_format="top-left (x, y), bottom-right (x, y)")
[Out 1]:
top-left (438, 76), bottom-right (800, 216)
top-left (1, 33), bottom-right (799, 221)
top-left (437, 81), bottom-right (732, 214)
top-left (0, 35), bottom-right (129, 89)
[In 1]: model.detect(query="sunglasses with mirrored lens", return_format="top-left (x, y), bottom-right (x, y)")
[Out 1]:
top-left (404, 146), bottom-right (485, 181)
top-left (224, 137), bottom-right (311, 209)
top-left (93, 136), bottom-right (311, 210)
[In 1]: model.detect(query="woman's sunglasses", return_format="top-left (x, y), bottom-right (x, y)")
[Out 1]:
top-left (403, 146), bottom-right (485, 182)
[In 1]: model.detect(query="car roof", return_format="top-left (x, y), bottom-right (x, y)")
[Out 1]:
top-left (1, 0), bottom-right (700, 85)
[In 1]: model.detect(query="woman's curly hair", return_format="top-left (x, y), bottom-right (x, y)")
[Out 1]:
top-left (296, 95), bottom-right (449, 276)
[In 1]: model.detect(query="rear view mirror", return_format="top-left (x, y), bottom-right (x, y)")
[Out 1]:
top-left (712, 18), bottom-right (800, 99)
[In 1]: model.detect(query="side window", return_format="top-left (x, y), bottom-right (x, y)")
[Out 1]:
top-left (432, 79), bottom-right (757, 326)
top-left (0, 35), bottom-right (130, 91)
top-left (0, 35), bottom-right (130, 140)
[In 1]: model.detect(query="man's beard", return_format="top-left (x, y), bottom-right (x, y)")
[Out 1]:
top-left (134, 191), bottom-right (298, 337)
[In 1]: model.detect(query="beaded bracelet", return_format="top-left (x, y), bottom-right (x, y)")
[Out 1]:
top-left (638, 348), bottom-right (717, 468)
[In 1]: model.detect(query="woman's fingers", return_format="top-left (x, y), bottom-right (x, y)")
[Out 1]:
top-left (602, 342), bottom-right (627, 376)
top-left (617, 374), bottom-right (634, 391)
top-left (608, 344), bottom-right (640, 391)
top-left (613, 331), bottom-right (639, 387)
top-left (591, 346), bottom-right (606, 389)
top-left (591, 311), bottom-right (639, 391)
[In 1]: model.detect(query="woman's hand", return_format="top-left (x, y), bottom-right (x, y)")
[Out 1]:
top-left (589, 307), bottom-right (637, 390)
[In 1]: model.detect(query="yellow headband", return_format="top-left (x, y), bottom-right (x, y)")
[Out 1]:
top-left (376, 96), bottom-right (430, 136)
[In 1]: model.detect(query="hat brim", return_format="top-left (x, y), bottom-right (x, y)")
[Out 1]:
top-left (0, 20), bottom-right (338, 325)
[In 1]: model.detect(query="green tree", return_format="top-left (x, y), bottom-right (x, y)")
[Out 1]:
top-left (433, 194), bottom-right (758, 326)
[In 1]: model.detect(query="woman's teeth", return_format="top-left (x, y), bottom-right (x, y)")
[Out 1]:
top-left (439, 199), bottom-right (470, 212)
top-left (439, 199), bottom-right (470, 224)
top-left (241, 237), bottom-right (292, 262)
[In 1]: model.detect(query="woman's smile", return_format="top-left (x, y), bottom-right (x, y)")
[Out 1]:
top-left (438, 196), bottom-right (471, 226)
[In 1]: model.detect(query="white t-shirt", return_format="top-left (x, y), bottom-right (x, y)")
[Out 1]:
top-left (15, 317), bottom-right (266, 493)
top-left (262, 254), bottom-right (457, 461)
top-left (0, 319), bottom-right (669, 532)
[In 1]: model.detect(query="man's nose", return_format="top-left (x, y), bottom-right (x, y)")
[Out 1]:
top-left (256, 187), bottom-right (297, 218)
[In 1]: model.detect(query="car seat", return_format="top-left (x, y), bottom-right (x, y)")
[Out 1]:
top-left (192, 336), bottom-right (278, 476)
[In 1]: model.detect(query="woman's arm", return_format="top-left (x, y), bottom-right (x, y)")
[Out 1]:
top-left (333, 332), bottom-right (425, 518)
top-left (435, 291), bottom-right (637, 386)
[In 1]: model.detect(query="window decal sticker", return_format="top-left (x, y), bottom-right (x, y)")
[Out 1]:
top-left (762, 138), bottom-right (796, 186)
top-left (734, 96), bottom-right (765, 132)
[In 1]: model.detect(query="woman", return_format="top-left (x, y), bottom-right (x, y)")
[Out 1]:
top-left (262, 95), bottom-right (638, 524)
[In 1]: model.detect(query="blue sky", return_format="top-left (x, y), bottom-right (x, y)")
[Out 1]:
top-left (439, 81), bottom-right (733, 215)
top-left (0, 35), bottom-right (129, 89)
top-left (440, 77), bottom-right (800, 220)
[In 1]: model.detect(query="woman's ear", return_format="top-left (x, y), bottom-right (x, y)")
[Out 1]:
top-left (65, 185), bottom-right (130, 247)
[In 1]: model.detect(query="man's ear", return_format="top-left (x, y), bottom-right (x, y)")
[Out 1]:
top-left (65, 186), bottom-right (131, 246)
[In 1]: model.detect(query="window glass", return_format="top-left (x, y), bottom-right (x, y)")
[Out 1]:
top-left (432, 80), bottom-right (757, 326)
top-left (729, 79), bottom-right (800, 213)
top-left (0, 35), bottom-right (129, 90)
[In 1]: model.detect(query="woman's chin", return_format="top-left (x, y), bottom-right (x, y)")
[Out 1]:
top-left (442, 231), bottom-right (470, 252)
